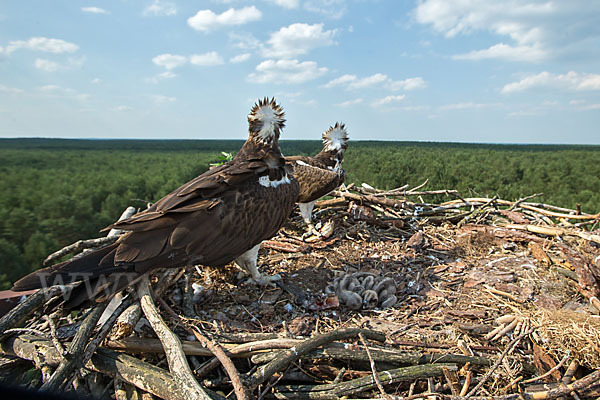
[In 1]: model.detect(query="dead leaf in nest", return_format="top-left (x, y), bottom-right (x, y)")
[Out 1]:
top-left (464, 279), bottom-right (485, 288)
top-left (528, 242), bottom-right (552, 265)
top-left (533, 343), bottom-right (562, 382)
top-left (288, 316), bottom-right (315, 336)
top-left (407, 231), bottom-right (427, 250)
top-left (499, 210), bottom-right (530, 224)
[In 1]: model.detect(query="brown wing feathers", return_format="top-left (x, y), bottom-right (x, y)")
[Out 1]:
top-left (12, 98), bottom-right (300, 307)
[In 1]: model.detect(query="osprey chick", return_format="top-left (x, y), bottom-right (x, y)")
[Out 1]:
top-left (13, 97), bottom-right (299, 307)
top-left (286, 122), bottom-right (348, 237)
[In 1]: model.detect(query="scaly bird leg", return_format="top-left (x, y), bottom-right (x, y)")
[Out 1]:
top-left (298, 202), bottom-right (322, 240)
top-left (234, 244), bottom-right (281, 286)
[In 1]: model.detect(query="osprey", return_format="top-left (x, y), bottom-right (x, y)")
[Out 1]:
top-left (286, 122), bottom-right (348, 237)
top-left (12, 98), bottom-right (299, 306)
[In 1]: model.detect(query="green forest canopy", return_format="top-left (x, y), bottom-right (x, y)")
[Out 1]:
top-left (1, 138), bottom-right (599, 289)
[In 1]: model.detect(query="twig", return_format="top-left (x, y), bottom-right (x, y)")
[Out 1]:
top-left (0, 286), bottom-right (61, 342)
top-left (464, 327), bottom-right (533, 399)
top-left (41, 302), bottom-right (109, 392)
top-left (508, 193), bottom-right (543, 211)
top-left (245, 328), bottom-right (386, 390)
top-left (151, 292), bottom-right (249, 400)
top-left (358, 332), bottom-right (392, 400)
top-left (45, 313), bottom-right (66, 357)
top-left (138, 275), bottom-right (212, 400)
top-left (43, 236), bottom-right (119, 266)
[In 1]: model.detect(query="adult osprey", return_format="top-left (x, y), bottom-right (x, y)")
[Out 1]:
top-left (286, 122), bottom-right (348, 237)
top-left (13, 98), bottom-right (299, 306)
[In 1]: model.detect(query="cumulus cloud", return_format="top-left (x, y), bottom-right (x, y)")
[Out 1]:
top-left (335, 98), bottom-right (363, 107)
top-left (143, 0), bottom-right (177, 16)
top-left (147, 71), bottom-right (177, 84)
top-left (38, 85), bottom-right (90, 101)
top-left (152, 53), bottom-right (187, 69)
top-left (304, 0), bottom-right (347, 19)
top-left (439, 102), bottom-right (501, 110)
top-left (414, 0), bottom-right (600, 63)
top-left (0, 84), bottom-right (23, 94)
top-left (188, 6), bottom-right (262, 32)
top-left (267, 0), bottom-right (299, 9)
top-left (502, 71), bottom-right (600, 93)
top-left (4, 37), bottom-right (78, 54)
top-left (151, 95), bottom-right (176, 103)
top-left (324, 73), bottom-right (426, 91)
top-left (372, 95), bottom-right (406, 107)
top-left (262, 23), bottom-right (337, 59)
top-left (34, 57), bottom-right (85, 72)
top-left (189, 51), bottom-right (224, 66)
top-left (81, 7), bottom-right (109, 14)
top-left (248, 59), bottom-right (327, 84)
top-left (230, 53), bottom-right (251, 63)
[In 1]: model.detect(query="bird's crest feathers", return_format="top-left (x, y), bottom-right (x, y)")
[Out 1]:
top-left (248, 97), bottom-right (285, 144)
top-left (322, 122), bottom-right (348, 152)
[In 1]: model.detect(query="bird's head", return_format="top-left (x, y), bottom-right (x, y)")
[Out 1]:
top-left (247, 97), bottom-right (286, 146)
top-left (317, 122), bottom-right (348, 168)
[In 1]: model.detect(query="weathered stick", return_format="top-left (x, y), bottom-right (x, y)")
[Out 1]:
top-left (43, 236), bottom-right (120, 266)
top-left (245, 328), bottom-right (386, 390)
top-left (0, 287), bottom-right (61, 342)
top-left (40, 302), bottom-right (109, 392)
top-left (358, 332), bottom-right (392, 400)
top-left (0, 334), bottom-right (225, 400)
top-left (138, 275), bottom-right (211, 400)
top-left (274, 364), bottom-right (458, 399)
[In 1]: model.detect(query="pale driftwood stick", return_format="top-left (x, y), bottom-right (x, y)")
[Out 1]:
top-left (274, 364), bottom-right (457, 399)
top-left (251, 347), bottom-right (492, 367)
top-left (110, 302), bottom-right (142, 340)
top-left (195, 338), bottom-right (303, 378)
top-left (107, 206), bottom-right (137, 237)
top-left (0, 334), bottom-right (225, 400)
top-left (331, 190), bottom-right (407, 209)
top-left (464, 328), bottom-right (533, 400)
top-left (245, 328), bottom-right (386, 390)
top-left (507, 193), bottom-right (544, 211)
top-left (406, 179), bottom-right (429, 193)
top-left (43, 236), bottom-right (119, 266)
top-left (0, 286), bottom-right (61, 342)
top-left (138, 275), bottom-right (212, 400)
top-left (151, 292), bottom-right (249, 400)
top-left (402, 189), bottom-right (459, 196)
top-left (41, 302), bottom-right (109, 392)
top-left (358, 332), bottom-right (392, 400)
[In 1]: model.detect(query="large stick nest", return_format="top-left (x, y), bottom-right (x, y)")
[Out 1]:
top-left (1, 181), bottom-right (599, 399)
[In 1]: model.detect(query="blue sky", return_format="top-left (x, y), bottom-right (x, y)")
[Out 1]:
top-left (1, 0), bottom-right (599, 144)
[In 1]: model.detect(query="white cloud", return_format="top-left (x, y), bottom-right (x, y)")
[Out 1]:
top-left (190, 51), bottom-right (224, 66)
top-left (147, 71), bottom-right (177, 84)
top-left (324, 73), bottom-right (426, 91)
top-left (502, 71), bottom-right (600, 94)
top-left (0, 84), bottom-right (23, 94)
top-left (91, 78), bottom-right (101, 84)
top-left (304, 0), bottom-right (347, 19)
top-left (439, 102), bottom-right (501, 110)
top-left (188, 6), bottom-right (262, 32)
top-left (414, 0), bottom-right (600, 63)
top-left (34, 57), bottom-right (85, 72)
top-left (151, 95), bottom-right (176, 103)
top-left (335, 98), bottom-right (363, 107)
top-left (143, 0), bottom-right (177, 16)
top-left (372, 95), bottom-right (406, 107)
top-left (230, 53), bottom-right (251, 63)
top-left (5, 37), bottom-right (78, 54)
top-left (81, 7), bottom-right (109, 14)
top-left (453, 43), bottom-right (547, 63)
top-left (267, 0), bottom-right (299, 9)
top-left (152, 53), bottom-right (187, 69)
top-left (389, 77), bottom-right (427, 91)
top-left (112, 105), bottom-right (133, 112)
top-left (262, 23), bottom-right (337, 59)
top-left (38, 85), bottom-right (90, 101)
top-left (35, 59), bottom-right (60, 72)
top-left (248, 59), bottom-right (327, 84)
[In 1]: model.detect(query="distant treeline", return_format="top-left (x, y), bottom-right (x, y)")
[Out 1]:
top-left (1, 138), bottom-right (599, 288)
